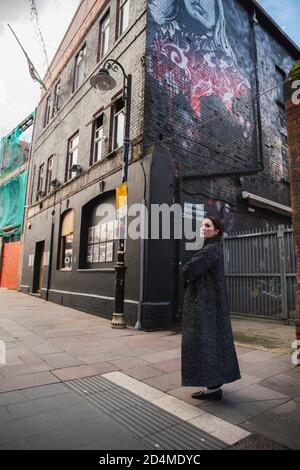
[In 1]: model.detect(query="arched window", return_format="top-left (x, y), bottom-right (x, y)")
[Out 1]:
top-left (59, 209), bottom-right (74, 270)
top-left (80, 192), bottom-right (118, 269)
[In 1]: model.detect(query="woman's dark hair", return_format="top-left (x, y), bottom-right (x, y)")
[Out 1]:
top-left (206, 216), bottom-right (223, 237)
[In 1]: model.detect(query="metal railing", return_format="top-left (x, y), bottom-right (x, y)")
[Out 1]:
top-left (223, 225), bottom-right (296, 321)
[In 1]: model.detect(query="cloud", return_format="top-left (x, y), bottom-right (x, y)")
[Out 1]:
top-left (257, 0), bottom-right (300, 46)
top-left (0, 0), bottom-right (53, 34)
top-left (0, 0), bottom-right (30, 25)
top-left (0, 0), bottom-right (80, 136)
top-left (0, 81), bottom-right (6, 105)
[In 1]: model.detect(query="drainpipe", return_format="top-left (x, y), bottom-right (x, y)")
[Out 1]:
top-left (19, 110), bottom-right (37, 290)
top-left (135, 155), bottom-right (147, 330)
top-left (135, 197), bottom-right (145, 330)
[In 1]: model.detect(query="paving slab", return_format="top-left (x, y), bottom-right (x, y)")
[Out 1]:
top-left (237, 359), bottom-right (293, 379)
top-left (144, 371), bottom-right (182, 392)
top-left (198, 398), bottom-right (290, 425)
top-left (123, 365), bottom-right (163, 380)
top-left (222, 383), bottom-right (289, 404)
top-left (39, 353), bottom-right (84, 369)
top-left (51, 362), bottom-right (119, 381)
top-left (260, 374), bottom-right (300, 398)
top-left (0, 371), bottom-right (60, 393)
top-left (7, 396), bottom-right (63, 419)
top-left (242, 411), bottom-right (300, 449)
top-left (1, 288), bottom-right (300, 450)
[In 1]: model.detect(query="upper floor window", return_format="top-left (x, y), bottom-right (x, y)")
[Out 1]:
top-left (112, 97), bottom-right (125, 150)
top-left (74, 44), bottom-right (86, 91)
top-left (44, 95), bottom-right (53, 127)
top-left (66, 133), bottom-right (79, 181)
top-left (100, 12), bottom-right (110, 59)
top-left (52, 80), bottom-right (61, 117)
top-left (37, 163), bottom-right (45, 200)
top-left (92, 114), bottom-right (104, 164)
top-left (119, 0), bottom-right (130, 37)
top-left (46, 155), bottom-right (54, 194)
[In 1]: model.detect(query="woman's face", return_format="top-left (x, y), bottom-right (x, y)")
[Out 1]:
top-left (200, 218), bottom-right (219, 239)
top-left (183, 0), bottom-right (216, 30)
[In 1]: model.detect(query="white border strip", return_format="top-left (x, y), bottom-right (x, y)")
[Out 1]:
top-left (102, 371), bottom-right (250, 446)
top-left (40, 289), bottom-right (170, 306)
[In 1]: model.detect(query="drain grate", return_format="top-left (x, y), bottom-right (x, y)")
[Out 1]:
top-left (65, 375), bottom-right (225, 450)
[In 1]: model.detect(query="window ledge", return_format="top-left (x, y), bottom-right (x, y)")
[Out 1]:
top-left (77, 268), bottom-right (115, 272)
top-left (106, 150), bottom-right (117, 159)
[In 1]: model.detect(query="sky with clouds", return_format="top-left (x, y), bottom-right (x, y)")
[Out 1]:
top-left (257, 0), bottom-right (300, 46)
top-left (0, 0), bottom-right (80, 139)
top-left (0, 0), bottom-right (299, 139)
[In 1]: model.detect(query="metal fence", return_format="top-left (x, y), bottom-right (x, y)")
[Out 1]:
top-left (223, 225), bottom-right (296, 322)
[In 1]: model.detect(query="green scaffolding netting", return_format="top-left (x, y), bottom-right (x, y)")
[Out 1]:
top-left (0, 112), bottom-right (34, 238)
top-left (0, 128), bottom-right (25, 179)
top-left (0, 170), bottom-right (28, 237)
top-left (0, 111), bottom-right (34, 180)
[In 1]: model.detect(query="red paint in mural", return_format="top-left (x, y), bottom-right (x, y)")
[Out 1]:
top-left (148, 0), bottom-right (253, 141)
top-left (151, 34), bottom-right (250, 118)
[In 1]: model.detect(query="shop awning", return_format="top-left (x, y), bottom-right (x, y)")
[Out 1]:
top-left (242, 191), bottom-right (292, 217)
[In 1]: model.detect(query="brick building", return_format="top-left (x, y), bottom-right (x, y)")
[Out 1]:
top-left (0, 114), bottom-right (33, 290)
top-left (21, 0), bottom-right (299, 329)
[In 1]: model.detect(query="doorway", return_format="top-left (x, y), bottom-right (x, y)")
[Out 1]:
top-left (0, 240), bottom-right (21, 289)
top-left (33, 241), bottom-right (45, 293)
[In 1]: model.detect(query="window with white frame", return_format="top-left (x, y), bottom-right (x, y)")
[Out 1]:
top-left (100, 12), bottom-right (110, 59)
top-left (92, 115), bottom-right (104, 164)
top-left (74, 44), bottom-right (86, 91)
top-left (119, 0), bottom-right (130, 37)
top-left (66, 133), bottom-right (79, 181)
top-left (44, 95), bottom-right (53, 127)
top-left (59, 210), bottom-right (74, 270)
top-left (46, 155), bottom-right (54, 194)
top-left (52, 80), bottom-right (61, 117)
top-left (37, 163), bottom-right (45, 200)
top-left (112, 97), bottom-right (125, 150)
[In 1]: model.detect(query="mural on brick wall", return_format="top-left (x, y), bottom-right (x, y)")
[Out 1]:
top-left (148, 0), bottom-right (254, 147)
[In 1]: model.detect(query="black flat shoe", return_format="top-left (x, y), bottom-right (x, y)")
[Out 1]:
top-left (192, 389), bottom-right (222, 400)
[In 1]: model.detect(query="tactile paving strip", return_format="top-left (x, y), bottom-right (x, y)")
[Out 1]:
top-left (65, 374), bottom-right (225, 450)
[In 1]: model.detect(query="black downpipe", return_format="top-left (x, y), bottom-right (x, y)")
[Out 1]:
top-left (250, 9), bottom-right (265, 174)
top-left (173, 175), bottom-right (182, 325)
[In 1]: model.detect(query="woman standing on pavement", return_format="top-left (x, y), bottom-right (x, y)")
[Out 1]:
top-left (181, 216), bottom-right (241, 400)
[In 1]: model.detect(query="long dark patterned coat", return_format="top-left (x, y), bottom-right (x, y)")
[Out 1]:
top-left (181, 236), bottom-right (241, 387)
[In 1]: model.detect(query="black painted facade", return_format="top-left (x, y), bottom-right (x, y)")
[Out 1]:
top-left (21, 0), bottom-right (299, 329)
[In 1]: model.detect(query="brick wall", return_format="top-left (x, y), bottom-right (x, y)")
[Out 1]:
top-left (144, 0), bottom-right (299, 232)
top-left (30, 0), bottom-right (147, 209)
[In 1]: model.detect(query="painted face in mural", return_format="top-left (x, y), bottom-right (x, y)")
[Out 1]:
top-left (200, 218), bottom-right (219, 239)
top-left (183, 0), bottom-right (216, 30)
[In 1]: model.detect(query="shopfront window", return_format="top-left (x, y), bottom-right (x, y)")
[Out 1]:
top-left (59, 210), bottom-right (74, 270)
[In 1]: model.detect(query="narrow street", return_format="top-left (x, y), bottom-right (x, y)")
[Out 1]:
top-left (0, 288), bottom-right (299, 450)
